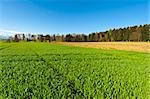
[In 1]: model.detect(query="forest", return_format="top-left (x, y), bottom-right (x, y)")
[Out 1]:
top-left (10, 24), bottom-right (150, 42)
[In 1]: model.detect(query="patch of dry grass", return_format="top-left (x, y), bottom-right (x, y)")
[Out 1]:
top-left (55, 42), bottom-right (150, 53)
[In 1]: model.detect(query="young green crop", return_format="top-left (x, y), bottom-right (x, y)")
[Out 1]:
top-left (0, 42), bottom-right (149, 98)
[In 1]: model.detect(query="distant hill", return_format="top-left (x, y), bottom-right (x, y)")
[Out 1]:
top-left (0, 35), bottom-right (9, 40)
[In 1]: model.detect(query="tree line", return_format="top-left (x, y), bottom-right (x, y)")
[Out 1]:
top-left (9, 24), bottom-right (150, 42)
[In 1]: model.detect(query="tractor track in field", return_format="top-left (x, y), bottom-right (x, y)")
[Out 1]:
top-left (28, 46), bottom-right (88, 98)
top-left (0, 45), bottom-right (12, 51)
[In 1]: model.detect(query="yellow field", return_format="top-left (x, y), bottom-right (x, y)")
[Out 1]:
top-left (55, 42), bottom-right (150, 53)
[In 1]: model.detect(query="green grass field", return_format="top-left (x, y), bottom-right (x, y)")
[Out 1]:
top-left (0, 42), bottom-right (150, 98)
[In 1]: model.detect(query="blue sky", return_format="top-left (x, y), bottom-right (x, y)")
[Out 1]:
top-left (0, 0), bottom-right (149, 35)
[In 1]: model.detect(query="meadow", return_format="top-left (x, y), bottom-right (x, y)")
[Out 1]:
top-left (0, 42), bottom-right (150, 98)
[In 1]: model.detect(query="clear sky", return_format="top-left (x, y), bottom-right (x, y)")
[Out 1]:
top-left (0, 0), bottom-right (149, 35)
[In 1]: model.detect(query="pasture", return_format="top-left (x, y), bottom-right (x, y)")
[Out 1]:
top-left (0, 42), bottom-right (150, 98)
